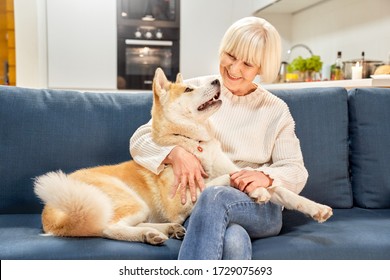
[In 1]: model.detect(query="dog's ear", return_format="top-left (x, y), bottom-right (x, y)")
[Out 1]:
top-left (175, 73), bottom-right (183, 84)
top-left (153, 68), bottom-right (169, 95)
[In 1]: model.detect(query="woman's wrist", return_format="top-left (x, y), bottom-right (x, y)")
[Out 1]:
top-left (259, 171), bottom-right (273, 188)
top-left (265, 175), bottom-right (274, 187)
top-left (163, 146), bottom-right (185, 165)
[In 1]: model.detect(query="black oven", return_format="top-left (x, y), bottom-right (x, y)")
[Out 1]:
top-left (117, 0), bottom-right (180, 89)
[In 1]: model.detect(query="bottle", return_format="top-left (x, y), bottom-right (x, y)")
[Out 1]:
top-left (361, 51), bottom-right (365, 78)
top-left (331, 51), bottom-right (344, 80)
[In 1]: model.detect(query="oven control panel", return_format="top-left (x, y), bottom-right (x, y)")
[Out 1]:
top-left (118, 25), bottom-right (179, 41)
top-left (134, 28), bottom-right (164, 39)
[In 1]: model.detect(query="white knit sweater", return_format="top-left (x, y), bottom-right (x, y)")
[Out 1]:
top-left (130, 75), bottom-right (308, 194)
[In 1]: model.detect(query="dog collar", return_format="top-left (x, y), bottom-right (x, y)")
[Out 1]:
top-left (173, 133), bottom-right (203, 153)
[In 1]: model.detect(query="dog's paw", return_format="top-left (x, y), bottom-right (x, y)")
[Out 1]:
top-left (167, 223), bottom-right (186, 240)
top-left (144, 231), bottom-right (168, 245)
top-left (206, 174), bottom-right (230, 187)
top-left (311, 204), bottom-right (333, 223)
top-left (249, 187), bottom-right (271, 204)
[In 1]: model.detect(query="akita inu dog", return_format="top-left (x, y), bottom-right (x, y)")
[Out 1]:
top-left (34, 68), bottom-right (332, 245)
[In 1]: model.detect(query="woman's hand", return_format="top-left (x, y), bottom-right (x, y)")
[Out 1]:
top-left (229, 170), bottom-right (273, 194)
top-left (164, 146), bottom-right (208, 204)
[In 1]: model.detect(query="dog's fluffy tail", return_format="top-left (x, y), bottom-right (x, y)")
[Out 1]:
top-left (34, 171), bottom-right (113, 237)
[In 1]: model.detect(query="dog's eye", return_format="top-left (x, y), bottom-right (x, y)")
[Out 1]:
top-left (184, 87), bottom-right (193, 93)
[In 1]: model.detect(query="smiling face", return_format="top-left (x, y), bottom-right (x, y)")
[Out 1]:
top-left (219, 52), bottom-right (260, 96)
top-left (218, 17), bottom-right (282, 93)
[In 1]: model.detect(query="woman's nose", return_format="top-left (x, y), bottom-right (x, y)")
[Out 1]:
top-left (229, 60), bottom-right (242, 74)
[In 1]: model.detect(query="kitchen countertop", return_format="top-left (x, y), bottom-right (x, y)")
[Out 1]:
top-left (263, 78), bottom-right (390, 90)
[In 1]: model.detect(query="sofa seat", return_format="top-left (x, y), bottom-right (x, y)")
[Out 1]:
top-left (0, 214), bottom-right (182, 260)
top-left (2, 208), bottom-right (389, 260)
top-left (253, 208), bottom-right (390, 260)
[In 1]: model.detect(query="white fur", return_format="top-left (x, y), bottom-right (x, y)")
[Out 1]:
top-left (34, 171), bottom-right (113, 229)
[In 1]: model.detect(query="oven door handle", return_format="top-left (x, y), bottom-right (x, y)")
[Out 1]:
top-left (125, 39), bottom-right (173, 47)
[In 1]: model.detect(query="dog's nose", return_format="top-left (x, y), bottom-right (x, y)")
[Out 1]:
top-left (211, 79), bottom-right (220, 87)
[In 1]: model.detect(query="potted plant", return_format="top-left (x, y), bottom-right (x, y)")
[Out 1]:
top-left (305, 55), bottom-right (323, 81)
top-left (287, 55), bottom-right (323, 82)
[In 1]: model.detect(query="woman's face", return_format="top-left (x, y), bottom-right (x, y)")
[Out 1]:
top-left (219, 52), bottom-right (260, 96)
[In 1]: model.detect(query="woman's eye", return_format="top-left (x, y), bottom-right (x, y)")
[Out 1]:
top-left (226, 53), bottom-right (235, 59)
top-left (184, 87), bottom-right (193, 93)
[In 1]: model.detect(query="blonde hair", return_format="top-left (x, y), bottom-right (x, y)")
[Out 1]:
top-left (219, 17), bottom-right (281, 83)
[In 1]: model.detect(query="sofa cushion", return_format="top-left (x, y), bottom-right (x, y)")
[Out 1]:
top-left (271, 87), bottom-right (352, 208)
top-left (0, 214), bottom-right (181, 259)
top-left (253, 208), bottom-right (390, 259)
top-left (0, 86), bottom-right (153, 214)
top-left (2, 209), bottom-right (389, 260)
top-left (348, 87), bottom-right (390, 208)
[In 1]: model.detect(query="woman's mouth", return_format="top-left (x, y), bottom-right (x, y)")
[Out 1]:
top-left (226, 71), bottom-right (241, 81)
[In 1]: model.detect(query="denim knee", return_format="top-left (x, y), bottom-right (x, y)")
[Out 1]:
top-left (198, 186), bottom-right (245, 208)
top-left (223, 223), bottom-right (252, 260)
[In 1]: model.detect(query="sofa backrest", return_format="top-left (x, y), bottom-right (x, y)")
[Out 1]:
top-left (0, 86), bottom-right (153, 213)
top-left (271, 87), bottom-right (353, 208)
top-left (348, 87), bottom-right (390, 208)
top-left (5, 85), bottom-right (387, 213)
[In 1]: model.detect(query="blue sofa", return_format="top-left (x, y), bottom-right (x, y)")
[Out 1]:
top-left (1, 85), bottom-right (389, 260)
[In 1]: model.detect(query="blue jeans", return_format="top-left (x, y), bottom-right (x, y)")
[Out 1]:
top-left (178, 186), bottom-right (283, 260)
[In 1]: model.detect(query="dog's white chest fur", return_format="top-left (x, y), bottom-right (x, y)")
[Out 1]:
top-left (194, 139), bottom-right (238, 185)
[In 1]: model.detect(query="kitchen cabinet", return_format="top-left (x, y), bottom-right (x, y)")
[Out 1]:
top-left (47, 0), bottom-right (116, 89)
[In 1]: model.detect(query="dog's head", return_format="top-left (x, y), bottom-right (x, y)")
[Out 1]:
top-left (152, 68), bottom-right (221, 123)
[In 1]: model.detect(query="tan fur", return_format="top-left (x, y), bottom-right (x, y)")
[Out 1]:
top-left (34, 68), bottom-right (332, 245)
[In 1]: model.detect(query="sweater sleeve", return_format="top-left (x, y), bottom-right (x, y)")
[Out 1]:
top-left (257, 111), bottom-right (308, 194)
top-left (129, 119), bottom-right (175, 175)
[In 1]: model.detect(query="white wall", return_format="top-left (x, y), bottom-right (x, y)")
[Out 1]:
top-left (292, 0), bottom-right (390, 64)
top-left (259, 0), bottom-right (390, 66)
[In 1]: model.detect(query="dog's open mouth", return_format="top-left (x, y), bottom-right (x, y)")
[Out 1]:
top-left (197, 91), bottom-right (221, 111)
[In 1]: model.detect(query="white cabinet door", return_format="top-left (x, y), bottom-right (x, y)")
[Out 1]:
top-left (47, 0), bottom-right (116, 89)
